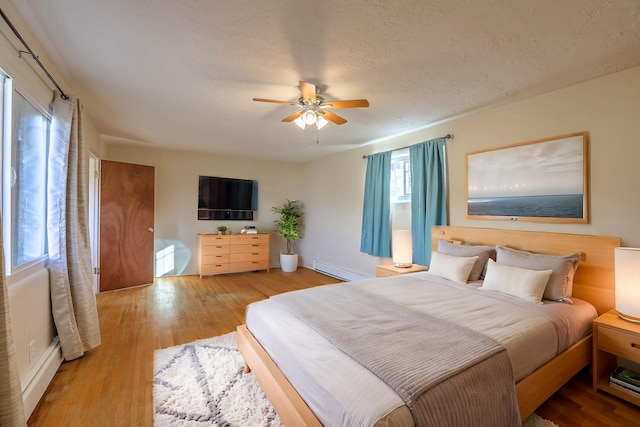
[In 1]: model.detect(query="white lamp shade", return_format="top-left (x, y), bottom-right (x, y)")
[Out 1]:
top-left (392, 230), bottom-right (412, 268)
top-left (316, 116), bottom-right (328, 129)
top-left (615, 247), bottom-right (640, 323)
top-left (294, 116), bottom-right (306, 129)
top-left (302, 110), bottom-right (317, 125)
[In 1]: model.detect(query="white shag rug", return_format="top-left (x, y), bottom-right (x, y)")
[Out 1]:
top-left (153, 332), bottom-right (558, 427)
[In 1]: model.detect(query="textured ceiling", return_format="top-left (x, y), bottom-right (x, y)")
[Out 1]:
top-left (8, 0), bottom-right (640, 162)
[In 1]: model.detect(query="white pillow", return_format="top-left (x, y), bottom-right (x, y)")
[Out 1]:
top-left (481, 259), bottom-right (552, 303)
top-left (495, 245), bottom-right (579, 302)
top-left (428, 251), bottom-right (478, 284)
top-left (437, 240), bottom-right (495, 281)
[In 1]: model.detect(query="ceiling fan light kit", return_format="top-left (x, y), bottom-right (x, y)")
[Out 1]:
top-left (302, 110), bottom-right (317, 125)
top-left (253, 81), bottom-right (369, 130)
top-left (294, 113), bottom-right (328, 130)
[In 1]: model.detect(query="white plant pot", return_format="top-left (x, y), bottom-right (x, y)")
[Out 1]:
top-left (280, 253), bottom-right (298, 273)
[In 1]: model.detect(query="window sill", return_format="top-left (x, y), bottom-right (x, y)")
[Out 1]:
top-left (6, 257), bottom-right (48, 287)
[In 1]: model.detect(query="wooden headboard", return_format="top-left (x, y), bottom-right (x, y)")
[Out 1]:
top-left (432, 226), bottom-right (621, 315)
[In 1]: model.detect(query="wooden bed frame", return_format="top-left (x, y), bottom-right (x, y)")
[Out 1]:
top-left (237, 226), bottom-right (621, 426)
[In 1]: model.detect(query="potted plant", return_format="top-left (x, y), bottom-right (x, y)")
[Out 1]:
top-left (272, 199), bottom-right (303, 272)
top-left (217, 225), bottom-right (227, 235)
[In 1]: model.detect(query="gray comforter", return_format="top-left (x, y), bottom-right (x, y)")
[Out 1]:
top-left (272, 283), bottom-right (521, 426)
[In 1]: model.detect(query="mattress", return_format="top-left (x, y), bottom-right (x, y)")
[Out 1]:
top-left (245, 272), bottom-right (597, 426)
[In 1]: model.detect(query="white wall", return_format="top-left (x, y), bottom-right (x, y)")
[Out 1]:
top-left (104, 66), bottom-right (640, 281)
top-left (102, 143), bottom-right (307, 273)
top-left (300, 65), bottom-right (640, 277)
top-left (297, 148), bottom-right (375, 276)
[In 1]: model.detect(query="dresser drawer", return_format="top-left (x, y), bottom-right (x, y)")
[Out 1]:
top-left (201, 235), bottom-right (230, 246)
top-left (201, 254), bottom-right (230, 264)
top-left (229, 260), bottom-right (268, 272)
top-left (201, 244), bottom-right (230, 255)
top-left (597, 326), bottom-right (640, 363)
top-left (230, 243), bottom-right (269, 253)
top-left (200, 263), bottom-right (230, 275)
top-left (231, 234), bottom-right (269, 245)
top-left (230, 251), bottom-right (269, 263)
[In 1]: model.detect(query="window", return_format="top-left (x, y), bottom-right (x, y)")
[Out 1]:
top-left (390, 149), bottom-right (411, 203)
top-left (2, 84), bottom-right (51, 274)
top-left (390, 148), bottom-right (411, 232)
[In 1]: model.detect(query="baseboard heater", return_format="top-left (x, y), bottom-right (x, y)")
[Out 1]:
top-left (312, 261), bottom-right (367, 282)
top-left (23, 337), bottom-right (62, 419)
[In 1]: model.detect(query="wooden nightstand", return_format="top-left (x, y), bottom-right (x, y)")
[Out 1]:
top-left (375, 264), bottom-right (428, 278)
top-left (593, 309), bottom-right (640, 406)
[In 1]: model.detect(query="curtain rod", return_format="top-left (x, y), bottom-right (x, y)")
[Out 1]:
top-left (0, 7), bottom-right (69, 100)
top-left (362, 133), bottom-right (452, 159)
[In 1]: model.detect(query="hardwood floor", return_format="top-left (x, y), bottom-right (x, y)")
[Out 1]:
top-left (536, 368), bottom-right (640, 427)
top-left (27, 268), bottom-right (640, 426)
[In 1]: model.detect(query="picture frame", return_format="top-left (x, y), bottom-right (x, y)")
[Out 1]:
top-left (466, 131), bottom-right (589, 223)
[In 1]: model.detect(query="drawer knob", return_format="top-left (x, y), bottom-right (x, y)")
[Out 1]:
top-left (632, 343), bottom-right (638, 349)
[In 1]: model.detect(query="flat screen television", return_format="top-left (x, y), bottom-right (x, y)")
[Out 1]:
top-left (198, 176), bottom-right (257, 220)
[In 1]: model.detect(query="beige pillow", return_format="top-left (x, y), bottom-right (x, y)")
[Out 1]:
top-left (428, 251), bottom-right (478, 284)
top-left (437, 240), bottom-right (495, 281)
top-left (496, 245), bottom-right (580, 303)
top-left (481, 259), bottom-right (552, 303)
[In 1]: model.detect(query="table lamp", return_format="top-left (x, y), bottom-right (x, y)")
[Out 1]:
top-left (615, 247), bottom-right (640, 323)
top-left (392, 230), bottom-right (412, 268)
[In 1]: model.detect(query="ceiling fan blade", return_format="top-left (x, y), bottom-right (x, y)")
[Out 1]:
top-left (299, 81), bottom-right (317, 105)
top-left (322, 99), bottom-right (369, 109)
top-left (281, 110), bottom-right (302, 122)
top-left (253, 98), bottom-right (297, 105)
top-left (319, 110), bottom-right (347, 125)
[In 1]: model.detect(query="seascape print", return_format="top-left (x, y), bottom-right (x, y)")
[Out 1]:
top-left (466, 134), bottom-right (587, 222)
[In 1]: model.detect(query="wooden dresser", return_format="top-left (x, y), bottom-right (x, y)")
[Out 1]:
top-left (197, 233), bottom-right (270, 277)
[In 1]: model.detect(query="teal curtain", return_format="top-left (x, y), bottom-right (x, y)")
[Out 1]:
top-left (360, 151), bottom-right (392, 257)
top-left (410, 138), bottom-right (447, 266)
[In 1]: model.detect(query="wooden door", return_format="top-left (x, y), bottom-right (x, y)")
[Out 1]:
top-left (99, 160), bottom-right (155, 292)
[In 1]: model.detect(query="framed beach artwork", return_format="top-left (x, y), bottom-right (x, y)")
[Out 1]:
top-left (466, 132), bottom-right (589, 223)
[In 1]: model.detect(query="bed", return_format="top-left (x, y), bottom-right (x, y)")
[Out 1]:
top-left (237, 226), bottom-right (621, 426)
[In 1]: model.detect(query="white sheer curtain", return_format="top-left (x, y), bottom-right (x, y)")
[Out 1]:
top-left (48, 92), bottom-right (101, 360)
top-left (0, 214), bottom-right (26, 426)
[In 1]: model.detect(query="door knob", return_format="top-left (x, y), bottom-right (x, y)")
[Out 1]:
top-left (148, 228), bottom-right (154, 232)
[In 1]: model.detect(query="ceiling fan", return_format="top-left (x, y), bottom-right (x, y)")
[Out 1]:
top-left (253, 81), bottom-right (369, 129)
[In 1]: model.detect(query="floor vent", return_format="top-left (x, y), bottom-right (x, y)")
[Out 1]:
top-left (312, 261), bottom-right (367, 282)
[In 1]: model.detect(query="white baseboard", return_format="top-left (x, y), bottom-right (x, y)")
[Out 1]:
top-left (22, 338), bottom-right (63, 419)
top-left (312, 261), bottom-right (368, 282)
